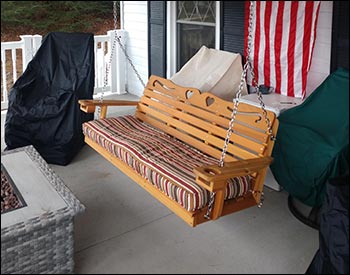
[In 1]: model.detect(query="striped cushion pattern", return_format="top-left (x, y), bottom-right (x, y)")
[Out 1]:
top-left (82, 115), bottom-right (251, 211)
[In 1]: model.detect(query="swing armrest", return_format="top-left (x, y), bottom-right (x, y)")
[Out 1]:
top-left (79, 99), bottom-right (139, 119)
top-left (79, 99), bottom-right (139, 113)
top-left (193, 157), bottom-right (273, 192)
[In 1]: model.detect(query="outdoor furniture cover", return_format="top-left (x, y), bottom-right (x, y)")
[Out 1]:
top-left (170, 46), bottom-right (248, 101)
top-left (270, 67), bottom-right (349, 207)
top-left (5, 32), bottom-right (95, 165)
top-left (306, 174), bottom-right (349, 274)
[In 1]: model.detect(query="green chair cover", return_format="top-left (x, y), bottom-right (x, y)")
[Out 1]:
top-left (270, 68), bottom-right (349, 207)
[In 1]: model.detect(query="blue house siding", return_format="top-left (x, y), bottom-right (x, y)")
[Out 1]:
top-left (220, 1), bottom-right (246, 55)
top-left (148, 1), bottom-right (167, 77)
top-left (331, 1), bottom-right (349, 72)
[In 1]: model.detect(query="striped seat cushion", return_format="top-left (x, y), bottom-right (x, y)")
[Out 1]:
top-left (82, 115), bottom-right (251, 211)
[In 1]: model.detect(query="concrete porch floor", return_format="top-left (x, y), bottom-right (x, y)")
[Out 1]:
top-left (1, 95), bottom-right (319, 274)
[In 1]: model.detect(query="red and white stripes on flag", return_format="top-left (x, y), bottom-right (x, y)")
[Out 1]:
top-left (244, 1), bottom-right (321, 99)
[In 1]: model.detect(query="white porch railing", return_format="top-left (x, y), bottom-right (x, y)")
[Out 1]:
top-left (1, 30), bottom-right (127, 110)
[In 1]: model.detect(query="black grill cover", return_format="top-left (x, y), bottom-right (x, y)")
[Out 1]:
top-left (5, 32), bottom-right (94, 165)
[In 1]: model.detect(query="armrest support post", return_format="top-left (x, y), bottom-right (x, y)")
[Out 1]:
top-left (194, 156), bottom-right (273, 220)
top-left (193, 156), bottom-right (273, 192)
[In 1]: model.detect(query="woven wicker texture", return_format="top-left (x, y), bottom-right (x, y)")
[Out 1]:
top-left (1, 146), bottom-right (85, 274)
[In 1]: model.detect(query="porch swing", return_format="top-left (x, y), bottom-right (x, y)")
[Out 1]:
top-left (78, 1), bottom-right (279, 227)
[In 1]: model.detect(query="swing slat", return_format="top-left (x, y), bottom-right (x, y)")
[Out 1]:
top-left (140, 95), bottom-right (266, 155)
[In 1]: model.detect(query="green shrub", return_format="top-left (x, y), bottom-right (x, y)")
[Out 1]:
top-left (1, 1), bottom-right (119, 34)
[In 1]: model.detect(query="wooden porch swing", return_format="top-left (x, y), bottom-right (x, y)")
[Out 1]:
top-left (78, 1), bottom-right (279, 227)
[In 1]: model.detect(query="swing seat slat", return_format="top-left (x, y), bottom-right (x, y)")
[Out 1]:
top-left (78, 75), bottom-right (278, 227)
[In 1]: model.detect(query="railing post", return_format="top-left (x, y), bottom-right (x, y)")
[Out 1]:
top-left (1, 49), bottom-right (8, 109)
top-left (107, 30), bottom-right (127, 94)
top-left (20, 35), bottom-right (33, 72)
top-left (32, 35), bottom-right (42, 56)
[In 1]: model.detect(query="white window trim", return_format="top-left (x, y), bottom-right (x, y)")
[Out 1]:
top-left (166, 1), bottom-right (220, 78)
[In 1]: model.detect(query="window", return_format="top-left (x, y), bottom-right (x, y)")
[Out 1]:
top-left (167, 1), bottom-right (220, 75)
top-left (176, 1), bottom-right (216, 69)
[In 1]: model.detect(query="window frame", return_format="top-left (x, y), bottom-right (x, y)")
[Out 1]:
top-left (166, 1), bottom-right (220, 78)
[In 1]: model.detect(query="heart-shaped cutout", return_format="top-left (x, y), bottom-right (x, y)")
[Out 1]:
top-left (206, 97), bottom-right (215, 106)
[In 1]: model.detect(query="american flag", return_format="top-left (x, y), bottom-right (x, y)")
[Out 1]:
top-left (244, 1), bottom-right (321, 99)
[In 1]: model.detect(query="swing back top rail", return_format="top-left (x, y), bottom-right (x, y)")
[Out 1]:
top-left (79, 75), bottom-right (278, 227)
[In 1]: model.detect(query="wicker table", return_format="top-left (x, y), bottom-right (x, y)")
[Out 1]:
top-left (1, 146), bottom-right (85, 274)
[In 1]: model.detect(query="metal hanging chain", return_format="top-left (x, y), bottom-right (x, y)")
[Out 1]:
top-left (97, 1), bottom-right (145, 119)
top-left (204, 192), bottom-right (216, 219)
top-left (252, 78), bottom-right (275, 142)
top-left (219, 1), bottom-right (276, 166)
top-left (204, 61), bottom-right (250, 220)
top-left (257, 191), bottom-right (264, 208)
top-left (112, 1), bottom-right (145, 88)
top-left (205, 1), bottom-right (275, 219)
top-left (98, 1), bottom-right (118, 118)
top-left (218, 61), bottom-right (250, 168)
top-left (246, 1), bottom-right (275, 142)
top-left (219, 1), bottom-right (275, 167)
top-left (114, 31), bottom-right (146, 89)
top-left (245, 1), bottom-right (275, 142)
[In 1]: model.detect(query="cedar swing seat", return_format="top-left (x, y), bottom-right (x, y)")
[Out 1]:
top-left (79, 1), bottom-right (278, 227)
top-left (79, 75), bottom-right (278, 227)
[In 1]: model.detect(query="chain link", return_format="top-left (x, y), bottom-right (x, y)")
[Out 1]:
top-left (204, 192), bottom-right (216, 219)
top-left (256, 88), bottom-right (276, 141)
top-left (258, 191), bottom-right (264, 208)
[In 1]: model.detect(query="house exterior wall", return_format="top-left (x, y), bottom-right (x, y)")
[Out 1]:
top-left (121, 1), bottom-right (149, 97)
top-left (121, 1), bottom-right (333, 98)
top-left (306, 1), bottom-right (333, 97)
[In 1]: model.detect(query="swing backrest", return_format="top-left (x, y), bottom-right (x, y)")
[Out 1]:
top-left (135, 75), bottom-right (278, 165)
